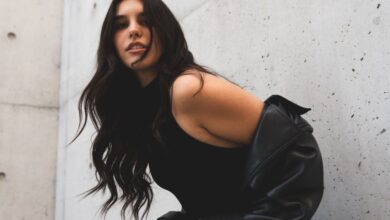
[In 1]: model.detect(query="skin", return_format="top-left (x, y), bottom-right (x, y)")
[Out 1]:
top-left (113, 0), bottom-right (265, 149)
top-left (113, 0), bottom-right (162, 87)
top-left (171, 71), bottom-right (265, 149)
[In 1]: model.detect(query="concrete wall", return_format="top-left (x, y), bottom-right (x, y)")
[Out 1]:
top-left (57, 0), bottom-right (390, 220)
top-left (0, 0), bottom-right (63, 220)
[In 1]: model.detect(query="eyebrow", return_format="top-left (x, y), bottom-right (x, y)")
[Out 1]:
top-left (114, 12), bottom-right (145, 20)
top-left (114, 15), bottom-right (126, 20)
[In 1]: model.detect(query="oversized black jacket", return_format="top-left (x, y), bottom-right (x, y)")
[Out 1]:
top-left (158, 95), bottom-right (324, 220)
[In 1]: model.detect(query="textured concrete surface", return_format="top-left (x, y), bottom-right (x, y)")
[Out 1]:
top-left (0, 0), bottom-right (62, 219)
top-left (178, 1), bottom-right (390, 219)
top-left (57, 0), bottom-right (390, 220)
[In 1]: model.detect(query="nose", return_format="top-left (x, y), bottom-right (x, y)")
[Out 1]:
top-left (128, 23), bottom-right (142, 39)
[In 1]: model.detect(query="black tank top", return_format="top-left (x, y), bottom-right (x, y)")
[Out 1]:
top-left (138, 74), bottom-right (249, 218)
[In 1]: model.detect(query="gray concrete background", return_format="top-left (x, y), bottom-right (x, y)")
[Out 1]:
top-left (0, 0), bottom-right (63, 219)
top-left (1, 0), bottom-right (389, 220)
top-left (57, 0), bottom-right (390, 219)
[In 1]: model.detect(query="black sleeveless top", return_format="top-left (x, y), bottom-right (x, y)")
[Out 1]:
top-left (138, 74), bottom-right (249, 218)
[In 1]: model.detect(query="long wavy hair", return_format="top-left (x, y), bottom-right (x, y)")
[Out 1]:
top-left (70, 0), bottom-right (241, 220)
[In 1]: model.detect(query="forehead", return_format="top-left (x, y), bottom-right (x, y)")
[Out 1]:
top-left (116, 0), bottom-right (144, 16)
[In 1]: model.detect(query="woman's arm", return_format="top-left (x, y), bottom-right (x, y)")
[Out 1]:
top-left (171, 71), bottom-right (265, 146)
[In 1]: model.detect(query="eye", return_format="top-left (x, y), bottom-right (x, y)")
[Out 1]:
top-left (114, 21), bottom-right (128, 29)
top-left (139, 15), bottom-right (150, 26)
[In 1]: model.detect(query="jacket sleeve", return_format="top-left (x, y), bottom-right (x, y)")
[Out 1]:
top-left (157, 95), bottom-right (324, 220)
top-left (201, 134), bottom-right (323, 220)
top-left (201, 96), bottom-right (324, 220)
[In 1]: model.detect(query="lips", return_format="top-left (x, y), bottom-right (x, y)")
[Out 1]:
top-left (126, 42), bottom-right (147, 52)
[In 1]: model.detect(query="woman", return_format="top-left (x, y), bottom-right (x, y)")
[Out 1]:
top-left (72, 0), bottom-right (324, 220)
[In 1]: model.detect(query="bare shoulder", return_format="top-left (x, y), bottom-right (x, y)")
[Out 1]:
top-left (170, 68), bottom-right (265, 146)
top-left (170, 68), bottom-right (262, 116)
top-left (170, 69), bottom-right (205, 99)
top-left (170, 69), bottom-right (235, 113)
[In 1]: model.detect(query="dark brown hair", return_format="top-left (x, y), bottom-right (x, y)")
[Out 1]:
top-left (70, 0), bottom-right (240, 220)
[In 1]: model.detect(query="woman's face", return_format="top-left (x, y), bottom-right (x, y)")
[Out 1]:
top-left (113, 0), bottom-right (162, 73)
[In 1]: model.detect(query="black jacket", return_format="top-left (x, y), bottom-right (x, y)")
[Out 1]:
top-left (158, 95), bottom-right (324, 220)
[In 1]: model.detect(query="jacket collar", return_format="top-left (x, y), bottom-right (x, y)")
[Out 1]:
top-left (240, 95), bottom-right (313, 191)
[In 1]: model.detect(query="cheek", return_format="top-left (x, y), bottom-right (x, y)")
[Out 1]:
top-left (150, 31), bottom-right (162, 57)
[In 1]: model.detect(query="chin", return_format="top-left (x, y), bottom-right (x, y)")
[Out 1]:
top-left (129, 63), bottom-right (154, 72)
top-left (132, 60), bottom-right (159, 71)
top-left (123, 61), bottom-right (144, 70)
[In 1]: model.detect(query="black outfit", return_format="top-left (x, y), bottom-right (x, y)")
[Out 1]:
top-left (138, 74), bottom-right (324, 220)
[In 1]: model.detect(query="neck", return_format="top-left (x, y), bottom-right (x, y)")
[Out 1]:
top-left (135, 69), bottom-right (159, 88)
